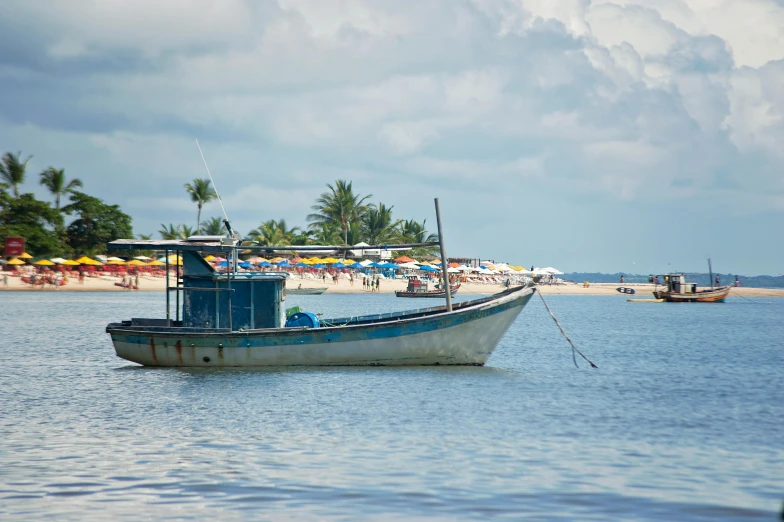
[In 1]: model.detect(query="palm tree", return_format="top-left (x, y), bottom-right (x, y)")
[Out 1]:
top-left (361, 203), bottom-right (402, 244)
top-left (398, 219), bottom-right (439, 256)
top-left (307, 180), bottom-right (372, 245)
top-left (159, 223), bottom-right (181, 240)
top-left (0, 151), bottom-right (32, 197)
top-left (307, 222), bottom-right (342, 245)
top-left (184, 178), bottom-right (217, 234)
top-left (179, 225), bottom-right (195, 239)
top-left (247, 219), bottom-right (300, 246)
top-left (200, 216), bottom-right (225, 235)
top-left (39, 167), bottom-right (83, 210)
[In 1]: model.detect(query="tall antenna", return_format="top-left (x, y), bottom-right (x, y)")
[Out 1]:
top-left (195, 139), bottom-right (229, 222)
top-left (195, 139), bottom-right (235, 238)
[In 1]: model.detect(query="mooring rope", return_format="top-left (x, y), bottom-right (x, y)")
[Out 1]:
top-left (537, 290), bottom-right (598, 369)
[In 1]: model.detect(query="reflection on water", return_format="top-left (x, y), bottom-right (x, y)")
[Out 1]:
top-left (1, 291), bottom-right (782, 520)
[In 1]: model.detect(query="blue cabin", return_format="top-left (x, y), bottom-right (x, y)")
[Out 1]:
top-left (180, 250), bottom-right (286, 330)
top-left (108, 238), bottom-right (288, 331)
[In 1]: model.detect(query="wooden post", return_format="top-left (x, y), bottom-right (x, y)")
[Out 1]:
top-left (434, 198), bottom-right (452, 312)
top-left (165, 248), bottom-right (170, 324)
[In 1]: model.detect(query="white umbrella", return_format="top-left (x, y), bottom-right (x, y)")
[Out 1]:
top-left (446, 267), bottom-right (460, 273)
top-left (398, 262), bottom-right (421, 269)
top-left (106, 256), bottom-right (125, 262)
top-left (538, 267), bottom-right (564, 275)
top-left (134, 255), bottom-right (152, 261)
top-left (50, 257), bottom-right (68, 263)
top-left (359, 259), bottom-right (374, 267)
top-left (457, 265), bottom-right (474, 272)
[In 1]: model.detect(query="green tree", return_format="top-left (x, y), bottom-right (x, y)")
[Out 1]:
top-left (247, 219), bottom-right (300, 246)
top-left (61, 191), bottom-right (133, 255)
top-left (398, 219), bottom-right (439, 256)
top-left (179, 225), bottom-right (195, 239)
top-left (159, 223), bottom-right (181, 240)
top-left (307, 222), bottom-right (342, 245)
top-left (307, 180), bottom-right (371, 245)
top-left (39, 167), bottom-right (83, 210)
top-left (0, 151), bottom-right (32, 197)
top-left (360, 203), bottom-right (402, 244)
top-left (184, 178), bottom-right (217, 234)
top-left (200, 216), bottom-right (225, 235)
top-left (0, 186), bottom-right (64, 256)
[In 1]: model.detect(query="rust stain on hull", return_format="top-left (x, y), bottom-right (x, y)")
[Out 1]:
top-left (149, 338), bottom-right (157, 363)
top-left (175, 340), bottom-right (183, 364)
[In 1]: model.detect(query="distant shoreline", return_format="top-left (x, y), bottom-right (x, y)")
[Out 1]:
top-left (1, 275), bottom-right (781, 297)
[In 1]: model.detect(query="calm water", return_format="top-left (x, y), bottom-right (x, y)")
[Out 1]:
top-left (1, 290), bottom-right (782, 520)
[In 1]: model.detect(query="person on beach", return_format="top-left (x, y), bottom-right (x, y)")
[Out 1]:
top-left (349, 273), bottom-right (354, 286)
top-left (735, 275), bottom-right (741, 287)
top-left (2, 274), bottom-right (7, 288)
top-left (376, 278), bottom-right (380, 293)
top-left (620, 275), bottom-right (625, 284)
top-left (135, 273), bottom-right (140, 289)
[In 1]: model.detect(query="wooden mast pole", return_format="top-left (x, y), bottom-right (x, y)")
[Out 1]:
top-left (708, 258), bottom-right (713, 289)
top-left (434, 198), bottom-right (452, 312)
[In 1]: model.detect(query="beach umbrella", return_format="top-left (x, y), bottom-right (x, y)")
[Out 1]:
top-left (18, 252), bottom-right (33, 259)
top-left (358, 259), bottom-right (374, 266)
top-left (107, 259), bottom-right (127, 265)
top-left (106, 256), bottom-right (124, 262)
top-left (278, 261), bottom-right (292, 268)
top-left (50, 257), bottom-right (68, 264)
top-left (203, 255), bottom-right (216, 262)
top-left (238, 262), bottom-right (252, 269)
top-left (35, 259), bottom-right (55, 266)
top-left (217, 261), bottom-right (228, 267)
top-left (312, 263), bottom-right (327, 269)
top-left (61, 260), bottom-right (80, 266)
top-left (75, 256), bottom-right (102, 266)
top-left (394, 256), bottom-right (415, 263)
top-left (133, 255), bottom-right (152, 261)
top-left (258, 261), bottom-right (273, 267)
top-left (377, 262), bottom-right (399, 269)
top-left (294, 262), bottom-right (309, 268)
top-left (127, 259), bottom-right (147, 266)
top-left (457, 265), bottom-right (473, 272)
top-left (333, 262), bottom-right (346, 269)
top-left (148, 260), bottom-right (165, 266)
top-left (418, 265), bottom-right (439, 272)
top-left (447, 267), bottom-right (460, 273)
top-left (7, 258), bottom-right (25, 265)
top-left (342, 259), bottom-right (356, 265)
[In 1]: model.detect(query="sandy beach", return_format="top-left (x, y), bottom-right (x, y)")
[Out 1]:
top-left (1, 271), bottom-right (781, 297)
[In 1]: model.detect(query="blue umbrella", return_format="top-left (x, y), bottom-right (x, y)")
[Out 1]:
top-left (257, 261), bottom-right (272, 267)
top-left (278, 262), bottom-right (292, 268)
top-left (217, 261), bottom-right (228, 267)
top-left (419, 265), bottom-right (439, 272)
top-left (377, 262), bottom-right (399, 269)
top-left (333, 262), bottom-right (346, 269)
top-left (367, 262), bottom-right (382, 268)
top-left (295, 262), bottom-right (309, 268)
top-left (238, 262), bottom-right (252, 269)
top-left (312, 264), bottom-right (327, 269)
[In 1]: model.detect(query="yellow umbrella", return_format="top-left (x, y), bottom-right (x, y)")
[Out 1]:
top-left (61, 260), bottom-right (80, 266)
top-left (343, 259), bottom-right (356, 265)
top-left (127, 259), bottom-right (147, 266)
top-left (7, 258), bottom-right (25, 265)
top-left (166, 255), bottom-right (183, 266)
top-left (203, 255), bottom-right (216, 262)
top-left (107, 259), bottom-right (127, 265)
top-left (148, 260), bottom-right (165, 266)
top-left (34, 259), bottom-right (55, 266)
top-left (75, 256), bottom-right (101, 265)
top-left (18, 252), bottom-right (33, 259)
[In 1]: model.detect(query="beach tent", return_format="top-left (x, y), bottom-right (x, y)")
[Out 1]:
top-left (75, 256), bottom-right (102, 266)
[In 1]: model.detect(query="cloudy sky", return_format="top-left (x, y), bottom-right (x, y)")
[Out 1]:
top-left (1, 0), bottom-right (783, 274)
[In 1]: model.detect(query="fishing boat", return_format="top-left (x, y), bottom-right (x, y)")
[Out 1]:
top-left (652, 273), bottom-right (730, 302)
top-left (104, 237), bottom-right (534, 367)
top-left (395, 275), bottom-right (460, 298)
top-left (287, 285), bottom-right (328, 295)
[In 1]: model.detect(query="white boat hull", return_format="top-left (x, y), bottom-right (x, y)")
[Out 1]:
top-left (107, 286), bottom-right (534, 367)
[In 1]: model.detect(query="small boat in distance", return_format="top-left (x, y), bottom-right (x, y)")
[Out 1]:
top-left (287, 285), bottom-right (328, 295)
top-left (652, 273), bottom-right (730, 302)
top-left (395, 275), bottom-right (460, 298)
